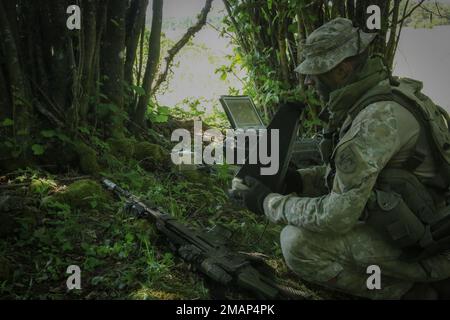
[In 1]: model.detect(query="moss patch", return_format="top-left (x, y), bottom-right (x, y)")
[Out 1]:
top-left (133, 142), bottom-right (170, 171)
top-left (74, 141), bottom-right (100, 175)
top-left (131, 288), bottom-right (182, 300)
top-left (29, 178), bottom-right (57, 195)
top-left (0, 257), bottom-right (12, 281)
top-left (108, 138), bottom-right (135, 160)
top-left (46, 179), bottom-right (109, 210)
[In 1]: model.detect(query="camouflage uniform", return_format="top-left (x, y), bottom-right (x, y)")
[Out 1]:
top-left (263, 18), bottom-right (450, 299)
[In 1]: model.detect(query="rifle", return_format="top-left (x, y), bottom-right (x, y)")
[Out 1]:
top-left (102, 179), bottom-right (309, 300)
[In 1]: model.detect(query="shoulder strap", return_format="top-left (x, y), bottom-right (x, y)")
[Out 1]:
top-left (390, 91), bottom-right (430, 172)
top-left (347, 91), bottom-right (432, 173)
top-left (348, 93), bottom-right (394, 121)
top-left (339, 93), bottom-right (395, 138)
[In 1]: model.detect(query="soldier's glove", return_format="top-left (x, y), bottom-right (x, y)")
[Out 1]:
top-left (283, 167), bottom-right (303, 195)
top-left (228, 177), bottom-right (250, 207)
top-left (241, 176), bottom-right (272, 216)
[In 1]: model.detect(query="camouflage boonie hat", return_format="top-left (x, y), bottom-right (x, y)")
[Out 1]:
top-left (295, 18), bottom-right (377, 75)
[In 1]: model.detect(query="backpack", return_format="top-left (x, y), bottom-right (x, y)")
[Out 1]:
top-left (392, 78), bottom-right (450, 188)
top-left (350, 77), bottom-right (450, 261)
top-left (350, 77), bottom-right (450, 188)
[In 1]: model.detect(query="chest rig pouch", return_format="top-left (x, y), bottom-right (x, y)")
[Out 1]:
top-left (363, 168), bottom-right (450, 261)
top-left (337, 78), bottom-right (450, 261)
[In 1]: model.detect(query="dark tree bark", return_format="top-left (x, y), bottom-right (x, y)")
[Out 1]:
top-left (0, 0), bottom-right (30, 136)
top-left (337, 0), bottom-right (346, 17)
top-left (386, 0), bottom-right (402, 66)
top-left (101, 0), bottom-right (127, 135)
top-left (355, 0), bottom-right (367, 27)
top-left (91, 1), bottom-right (108, 126)
top-left (74, 0), bottom-right (98, 123)
top-left (136, 21), bottom-right (146, 88)
top-left (278, 16), bottom-right (290, 86)
top-left (0, 62), bottom-right (11, 120)
top-left (124, 0), bottom-right (149, 87)
top-left (347, 0), bottom-right (355, 20)
top-left (47, 0), bottom-right (72, 112)
top-left (133, 0), bottom-right (163, 132)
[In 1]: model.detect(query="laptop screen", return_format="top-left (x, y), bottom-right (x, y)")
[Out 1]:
top-left (219, 96), bottom-right (265, 130)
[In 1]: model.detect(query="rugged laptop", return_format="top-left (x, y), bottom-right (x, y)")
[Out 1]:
top-left (219, 95), bottom-right (323, 169)
top-left (219, 95), bottom-right (265, 130)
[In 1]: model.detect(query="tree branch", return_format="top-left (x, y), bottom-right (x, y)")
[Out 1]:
top-left (222, 0), bottom-right (251, 52)
top-left (152, 0), bottom-right (214, 94)
top-left (420, 1), bottom-right (450, 19)
top-left (396, 0), bottom-right (426, 24)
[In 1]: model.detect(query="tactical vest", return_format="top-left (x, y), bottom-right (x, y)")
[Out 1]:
top-left (324, 77), bottom-right (450, 262)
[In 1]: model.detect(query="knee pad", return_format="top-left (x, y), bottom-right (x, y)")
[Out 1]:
top-left (279, 226), bottom-right (344, 284)
top-left (280, 225), bottom-right (305, 268)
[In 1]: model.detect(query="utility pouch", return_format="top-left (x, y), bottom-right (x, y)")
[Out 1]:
top-left (412, 206), bottom-right (450, 260)
top-left (365, 189), bottom-right (426, 249)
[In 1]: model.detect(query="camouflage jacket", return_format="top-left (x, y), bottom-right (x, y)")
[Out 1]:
top-left (263, 57), bottom-right (435, 234)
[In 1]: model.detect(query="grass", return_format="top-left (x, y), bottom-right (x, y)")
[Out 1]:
top-left (0, 151), bottom-right (313, 300)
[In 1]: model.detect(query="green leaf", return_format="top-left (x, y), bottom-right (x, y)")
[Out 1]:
top-left (41, 130), bottom-right (56, 138)
top-left (1, 118), bottom-right (14, 127)
top-left (62, 242), bottom-right (73, 251)
top-left (56, 133), bottom-right (71, 143)
top-left (17, 129), bottom-right (28, 136)
top-left (288, 23), bottom-right (298, 34)
top-left (110, 18), bottom-right (120, 27)
top-left (89, 199), bottom-right (98, 209)
top-left (98, 103), bottom-right (119, 114)
top-left (158, 106), bottom-right (171, 115)
top-left (154, 114), bottom-right (169, 123)
top-left (125, 233), bottom-right (134, 243)
top-left (78, 127), bottom-right (90, 134)
top-left (130, 85), bottom-right (146, 96)
top-left (32, 144), bottom-right (45, 156)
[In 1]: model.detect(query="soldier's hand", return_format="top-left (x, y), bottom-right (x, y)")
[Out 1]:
top-left (241, 176), bottom-right (272, 216)
top-left (228, 177), bottom-right (250, 206)
top-left (283, 167), bottom-right (303, 194)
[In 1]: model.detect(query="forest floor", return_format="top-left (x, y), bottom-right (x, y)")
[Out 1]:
top-left (0, 126), bottom-right (347, 300)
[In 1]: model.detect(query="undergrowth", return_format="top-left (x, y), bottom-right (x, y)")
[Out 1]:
top-left (0, 146), bottom-right (306, 299)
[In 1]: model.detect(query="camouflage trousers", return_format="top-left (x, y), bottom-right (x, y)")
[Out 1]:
top-left (280, 223), bottom-right (450, 299)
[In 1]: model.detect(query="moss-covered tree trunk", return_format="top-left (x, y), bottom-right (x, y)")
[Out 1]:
top-left (0, 0), bottom-right (212, 173)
